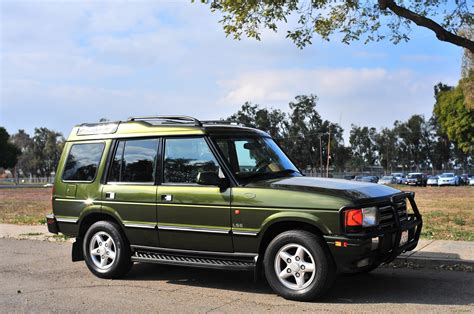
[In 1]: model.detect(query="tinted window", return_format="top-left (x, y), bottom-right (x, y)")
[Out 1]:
top-left (213, 136), bottom-right (299, 184)
top-left (108, 139), bottom-right (158, 183)
top-left (62, 143), bottom-right (105, 181)
top-left (164, 138), bottom-right (219, 183)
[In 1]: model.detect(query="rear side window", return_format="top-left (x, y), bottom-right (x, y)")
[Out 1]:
top-left (108, 138), bottom-right (159, 183)
top-left (62, 143), bottom-right (105, 182)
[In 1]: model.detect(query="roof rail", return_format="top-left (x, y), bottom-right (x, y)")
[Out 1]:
top-left (200, 120), bottom-right (245, 126)
top-left (127, 115), bottom-right (202, 127)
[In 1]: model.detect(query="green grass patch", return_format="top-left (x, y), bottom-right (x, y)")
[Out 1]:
top-left (19, 232), bottom-right (43, 236)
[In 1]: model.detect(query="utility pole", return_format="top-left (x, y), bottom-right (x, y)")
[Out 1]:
top-left (326, 128), bottom-right (331, 178)
top-left (319, 135), bottom-right (323, 177)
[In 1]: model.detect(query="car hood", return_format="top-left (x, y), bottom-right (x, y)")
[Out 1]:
top-left (245, 176), bottom-right (401, 202)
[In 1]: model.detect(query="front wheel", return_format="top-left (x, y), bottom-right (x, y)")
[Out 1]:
top-left (83, 221), bottom-right (133, 279)
top-left (263, 230), bottom-right (335, 301)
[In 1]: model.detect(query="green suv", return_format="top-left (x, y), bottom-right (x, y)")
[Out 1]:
top-left (46, 116), bottom-right (422, 301)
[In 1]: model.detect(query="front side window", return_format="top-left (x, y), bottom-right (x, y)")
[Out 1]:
top-left (214, 136), bottom-right (300, 184)
top-left (108, 138), bottom-right (158, 183)
top-left (62, 143), bottom-right (105, 181)
top-left (163, 137), bottom-right (220, 184)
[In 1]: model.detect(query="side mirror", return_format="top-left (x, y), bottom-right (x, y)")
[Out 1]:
top-left (196, 171), bottom-right (223, 186)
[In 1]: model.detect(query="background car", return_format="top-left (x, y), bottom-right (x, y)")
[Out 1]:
top-left (427, 175), bottom-right (439, 186)
top-left (360, 176), bottom-right (379, 183)
top-left (437, 173), bottom-right (460, 186)
top-left (469, 176), bottom-right (474, 186)
top-left (406, 172), bottom-right (427, 187)
top-left (390, 173), bottom-right (406, 184)
top-left (378, 175), bottom-right (397, 185)
top-left (460, 174), bottom-right (470, 186)
top-left (354, 175), bottom-right (364, 181)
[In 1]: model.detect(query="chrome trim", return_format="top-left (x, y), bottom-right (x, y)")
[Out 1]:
top-left (56, 217), bottom-right (78, 223)
top-left (232, 230), bottom-right (259, 236)
top-left (99, 200), bottom-right (155, 206)
top-left (157, 225), bottom-right (230, 234)
top-left (123, 223), bottom-right (156, 229)
top-left (55, 198), bottom-right (89, 203)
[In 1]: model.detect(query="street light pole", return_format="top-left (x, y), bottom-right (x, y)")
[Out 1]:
top-left (326, 128), bottom-right (331, 178)
top-left (319, 135), bottom-right (323, 177)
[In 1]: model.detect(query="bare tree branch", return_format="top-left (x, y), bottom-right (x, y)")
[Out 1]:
top-left (378, 0), bottom-right (474, 53)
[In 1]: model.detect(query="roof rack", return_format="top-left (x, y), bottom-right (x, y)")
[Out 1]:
top-left (200, 120), bottom-right (244, 126)
top-left (127, 115), bottom-right (202, 127)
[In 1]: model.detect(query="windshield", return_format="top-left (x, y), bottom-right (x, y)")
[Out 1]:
top-left (213, 136), bottom-right (300, 184)
top-left (440, 173), bottom-right (454, 178)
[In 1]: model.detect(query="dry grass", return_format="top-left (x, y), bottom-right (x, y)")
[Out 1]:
top-left (398, 185), bottom-right (474, 241)
top-left (0, 186), bottom-right (472, 240)
top-left (0, 188), bottom-right (52, 225)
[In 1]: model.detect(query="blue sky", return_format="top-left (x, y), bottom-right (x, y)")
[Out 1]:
top-left (0, 0), bottom-right (463, 143)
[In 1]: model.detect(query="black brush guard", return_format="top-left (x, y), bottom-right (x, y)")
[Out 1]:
top-left (342, 191), bottom-right (423, 265)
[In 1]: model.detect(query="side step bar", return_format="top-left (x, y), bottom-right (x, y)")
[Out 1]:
top-left (131, 249), bottom-right (257, 272)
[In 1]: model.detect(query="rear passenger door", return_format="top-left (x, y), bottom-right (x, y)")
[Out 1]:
top-left (157, 137), bottom-right (233, 252)
top-left (101, 138), bottom-right (160, 247)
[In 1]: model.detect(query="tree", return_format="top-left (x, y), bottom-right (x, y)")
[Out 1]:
top-left (204, 0), bottom-right (474, 52)
top-left (226, 102), bottom-right (287, 138)
top-left (349, 125), bottom-right (377, 171)
top-left (31, 128), bottom-right (64, 177)
top-left (434, 74), bottom-right (474, 155)
top-left (374, 127), bottom-right (397, 173)
top-left (10, 129), bottom-right (35, 176)
top-left (0, 127), bottom-right (21, 170)
top-left (393, 115), bottom-right (432, 171)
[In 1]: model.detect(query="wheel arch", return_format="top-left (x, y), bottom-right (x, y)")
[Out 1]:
top-left (257, 216), bottom-right (331, 262)
top-left (78, 211), bottom-right (125, 240)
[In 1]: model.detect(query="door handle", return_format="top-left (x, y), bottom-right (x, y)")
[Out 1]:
top-left (105, 192), bottom-right (115, 200)
top-left (161, 194), bottom-right (173, 202)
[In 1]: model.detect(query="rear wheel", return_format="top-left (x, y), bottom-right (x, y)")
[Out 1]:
top-left (263, 230), bottom-right (335, 301)
top-left (83, 221), bottom-right (132, 279)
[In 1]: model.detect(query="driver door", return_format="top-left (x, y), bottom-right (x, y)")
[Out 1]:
top-left (156, 137), bottom-right (233, 252)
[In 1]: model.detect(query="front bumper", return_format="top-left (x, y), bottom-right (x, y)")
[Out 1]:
top-left (46, 214), bottom-right (59, 234)
top-left (438, 181), bottom-right (455, 186)
top-left (325, 192), bottom-right (422, 273)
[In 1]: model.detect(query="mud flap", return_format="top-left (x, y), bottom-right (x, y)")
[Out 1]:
top-left (72, 238), bottom-right (84, 262)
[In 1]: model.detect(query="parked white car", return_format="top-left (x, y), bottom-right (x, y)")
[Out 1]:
top-left (427, 176), bottom-right (439, 186)
top-left (390, 173), bottom-right (406, 184)
top-left (438, 173), bottom-right (460, 186)
top-left (378, 176), bottom-right (397, 185)
top-left (469, 176), bottom-right (474, 186)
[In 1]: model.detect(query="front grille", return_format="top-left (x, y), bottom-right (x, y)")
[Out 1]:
top-left (378, 198), bottom-right (408, 229)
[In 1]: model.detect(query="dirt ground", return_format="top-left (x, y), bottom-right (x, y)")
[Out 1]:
top-left (0, 185), bottom-right (472, 240)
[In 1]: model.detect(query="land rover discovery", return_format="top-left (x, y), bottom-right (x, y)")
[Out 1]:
top-left (46, 116), bottom-right (422, 301)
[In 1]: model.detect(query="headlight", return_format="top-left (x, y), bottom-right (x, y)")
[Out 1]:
top-left (362, 207), bottom-right (379, 227)
top-left (344, 207), bottom-right (380, 228)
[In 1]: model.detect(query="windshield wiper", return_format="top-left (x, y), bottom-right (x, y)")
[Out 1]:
top-left (242, 169), bottom-right (300, 185)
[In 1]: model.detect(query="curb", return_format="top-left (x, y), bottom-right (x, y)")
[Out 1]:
top-left (394, 256), bottom-right (474, 268)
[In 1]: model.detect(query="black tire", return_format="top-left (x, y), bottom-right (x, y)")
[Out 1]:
top-left (83, 221), bottom-right (133, 279)
top-left (263, 230), bottom-right (335, 301)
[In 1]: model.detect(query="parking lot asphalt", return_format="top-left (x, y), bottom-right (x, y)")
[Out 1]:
top-left (0, 238), bottom-right (472, 313)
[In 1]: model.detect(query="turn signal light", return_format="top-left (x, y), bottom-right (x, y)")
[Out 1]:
top-left (345, 209), bottom-right (363, 226)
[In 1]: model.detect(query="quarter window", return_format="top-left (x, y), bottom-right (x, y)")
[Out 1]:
top-left (62, 143), bottom-right (105, 182)
top-left (164, 137), bottom-right (220, 184)
top-left (108, 138), bottom-right (159, 183)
